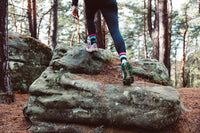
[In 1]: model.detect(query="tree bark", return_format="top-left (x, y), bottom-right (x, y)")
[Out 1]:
top-left (94, 10), bottom-right (105, 49)
top-left (181, 1), bottom-right (190, 87)
top-left (147, 0), bottom-right (159, 60)
top-left (174, 45), bottom-right (177, 88)
top-left (0, 0), bottom-right (14, 104)
top-left (159, 0), bottom-right (170, 75)
top-left (102, 18), bottom-right (107, 49)
top-left (83, 2), bottom-right (88, 44)
top-left (168, 0), bottom-right (172, 78)
top-left (51, 0), bottom-right (58, 49)
top-left (32, 0), bottom-right (37, 38)
top-left (199, 0), bottom-right (200, 14)
top-left (48, 0), bottom-right (53, 46)
top-left (138, 35), bottom-right (140, 60)
top-left (143, 0), bottom-right (147, 58)
top-left (184, 38), bottom-right (190, 87)
top-left (159, 0), bottom-right (166, 62)
top-left (110, 40), bottom-right (114, 52)
top-left (27, 0), bottom-right (34, 37)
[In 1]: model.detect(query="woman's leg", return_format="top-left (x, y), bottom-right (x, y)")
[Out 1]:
top-left (85, 8), bottom-right (96, 38)
top-left (85, 6), bottom-right (98, 51)
top-left (101, 0), bottom-right (127, 62)
top-left (101, 1), bottom-right (134, 85)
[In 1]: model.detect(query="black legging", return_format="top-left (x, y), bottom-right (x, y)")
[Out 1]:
top-left (85, 0), bottom-right (126, 55)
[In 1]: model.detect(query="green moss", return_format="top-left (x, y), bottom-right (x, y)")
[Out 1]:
top-left (23, 37), bottom-right (53, 65)
top-left (11, 65), bottom-right (46, 93)
top-left (55, 73), bottom-right (64, 83)
top-left (9, 33), bottom-right (53, 93)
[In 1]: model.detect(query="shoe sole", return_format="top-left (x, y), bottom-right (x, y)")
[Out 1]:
top-left (86, 47), bottom-right (98, 52)
top-left (121, 62), bottom-right (134, 85)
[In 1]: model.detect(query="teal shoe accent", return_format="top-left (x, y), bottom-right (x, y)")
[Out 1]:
top-left (121, 61), bottom-right (134, 85)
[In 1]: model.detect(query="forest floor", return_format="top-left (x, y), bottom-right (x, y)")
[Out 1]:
top-left (0, 59), bottom-right (199, 133)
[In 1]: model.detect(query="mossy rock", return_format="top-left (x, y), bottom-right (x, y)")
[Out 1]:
top-left (133, 59), bottom-right (170, 85)
top-left (8, 32), bottom-right (52, 93)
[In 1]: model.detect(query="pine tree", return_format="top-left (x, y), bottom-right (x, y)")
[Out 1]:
top-left (147, 0), bottom-right (159, 60)
top-left (27, 0), bottom-right (34, 37)
top-left (32, 0), bottom-right (37, 38)
top-left (51, 0), bottom-right (58, 49)
top-left (95, 11), bottom-right (105, 49)
top-left (0, 0), bottom-right (14, 104)
top-left (159, 0), bottom-right (170, 75)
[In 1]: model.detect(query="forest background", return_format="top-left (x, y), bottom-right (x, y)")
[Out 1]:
top-left (7, 0), bottom-right (200, 88)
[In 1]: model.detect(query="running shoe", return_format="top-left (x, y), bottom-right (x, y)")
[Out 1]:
top-left (86, 43), bottom-right (98, 52)
top-left (121, 60), bottom-right (134, 85)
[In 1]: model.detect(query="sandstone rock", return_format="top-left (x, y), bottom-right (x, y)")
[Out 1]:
top-left (8, 32), bottom-right (52, 93)
top-left (24, 67), bottom-right (181, 132)
top-left (50, 45), bottom-right (113, 74)
top-left (133, 59), bottom-right (170, 85)
top-left (23, 47), bottom-right (181, 132)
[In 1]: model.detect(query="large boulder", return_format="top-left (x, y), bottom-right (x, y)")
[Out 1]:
top-left (133, 59), bottom-right (170, 85)
top-left (50, 45), bottom-right (113, 74)
top-left (23, 46), bottom-right (182, 132)
top-left (8, 32), bottom-right (52, 93)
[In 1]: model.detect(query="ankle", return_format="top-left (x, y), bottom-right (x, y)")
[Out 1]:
top-left (89, 34), bottom-right (96, 45)
top-left (119, 52), bottom-right (127, 63)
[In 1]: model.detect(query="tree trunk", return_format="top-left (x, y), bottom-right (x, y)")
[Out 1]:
top-left (158, 0), bottom-right (167, 61)
top-left (110, 40), bottom-right (114, 52)
top-left (11, 0), bottom-right (17, 32)
top-left (181, 1), bottom-right (190, 87)
top-left (83, 2), bottom-right (87, 44)
top-left (138, 35), bottom-right (140, 60)
top-left (184, 38), bottom-right (190, 87)
top-left (32, 0), bottom-right (37, 38)
top-left (94, 10), bottom-right (105, 49)
top-left (102, 18), bottom-right (107, 49)
top-left (159, 0), bottom-right (170, 75)
top-left (27, 0), bottom-right (34, 37)
top-left (199, 0), bottom-right (200, 14)
top-left (20, 0), bottom-right (25, 34)
top-left (181, 39), bottom-right (186, 87)
top-left (48, 0), bottom-right (53, 46)
top-left (51, 0), bottom-right (58, 49)
top-left (174, 45), bottom-right (177, 88)
top-left (84, 18), bottom-right (88, 44)
top-left (0, 0), bottom-right (14, 104)
top-left (147, 0), bottom-right (159, 60)
top-left (168, 0), bottom-right (172, 78)
top-left (143, 0), bottom-right (147, 58)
